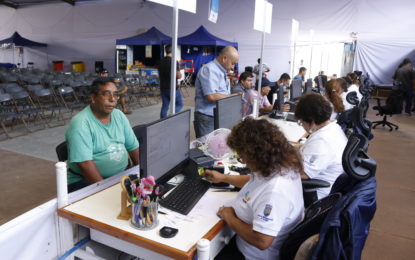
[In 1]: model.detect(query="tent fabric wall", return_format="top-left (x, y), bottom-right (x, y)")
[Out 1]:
top-left (354, 41), bottom-right (415, 86)
top-left (0, 0), bottom-right (414, 81)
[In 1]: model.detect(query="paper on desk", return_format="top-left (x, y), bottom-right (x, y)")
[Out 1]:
top-left (268, 119), bottom-right (306, 142)
top-left (160, 191), bottom-right (237, 227)
top-left (191, 192), bottom-right (236, 218)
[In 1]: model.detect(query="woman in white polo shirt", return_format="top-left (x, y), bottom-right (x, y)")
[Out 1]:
top-left (295, 93), bottom-right (348, 199)
top-left (325, 79), bottom-right (345, 120)
top-left (204, 117), bottom-right (304, 260)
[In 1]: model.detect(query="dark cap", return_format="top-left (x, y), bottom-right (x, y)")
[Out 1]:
top-left (259, 77), bottom-right (275, 88)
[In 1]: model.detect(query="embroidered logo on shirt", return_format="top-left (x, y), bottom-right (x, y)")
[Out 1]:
top-left (107, 144), bottom-right (124, 161)
top-left (264, 204), bottom-right (272, 217)
top-left (242, 191), bottom-right (251, 203)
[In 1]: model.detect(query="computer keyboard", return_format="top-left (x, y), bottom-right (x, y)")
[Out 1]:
top-left (160, 178), bottom-right (211, 215)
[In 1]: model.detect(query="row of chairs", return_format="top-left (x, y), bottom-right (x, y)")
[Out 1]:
top-left (0, 68), bottom-right (166, 140)
top-left (286, 75), bottom-right (378, 258)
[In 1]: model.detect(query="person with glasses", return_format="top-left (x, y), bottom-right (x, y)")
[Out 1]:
top-left (65, 78), bottom-right (139, 192)
top-left (194, 46), bottom-right (240, 138)
top-left (203, 118), bottom-right (304, 260)
top-left (295, 93), bottom-right (348, 199)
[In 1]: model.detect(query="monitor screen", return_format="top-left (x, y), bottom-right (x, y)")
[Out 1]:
top-left (136, 110), bottom-right (191, 183)
top-left (290, 79), bottom-right (303, 100)
top-left (304, 78), bottom-right (313, 94)
top-left (277, 85), bottom-right (285, 111)
top-left (214, 94), bottom-right (243, 130)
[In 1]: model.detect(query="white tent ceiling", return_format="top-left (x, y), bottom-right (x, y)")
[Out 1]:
top-left (0, 0), bottom-right (414, 85)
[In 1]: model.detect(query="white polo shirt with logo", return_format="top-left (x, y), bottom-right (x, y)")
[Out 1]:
top-left (232, 170), bottom-right (304, 260)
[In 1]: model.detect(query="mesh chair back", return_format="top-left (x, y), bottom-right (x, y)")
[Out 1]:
top-left (280, 193), bottom-right (342, 260)
top-left (346, 91), bottom-right (359, 106)
top-left (341, 133), bottom-right (376, 181)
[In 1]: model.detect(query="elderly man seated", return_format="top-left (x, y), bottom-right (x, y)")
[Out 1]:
top-left (65, 78), bottom-right (139, 192)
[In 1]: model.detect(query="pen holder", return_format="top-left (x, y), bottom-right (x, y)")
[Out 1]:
top-left (131, 200), bottom-right (159, 230)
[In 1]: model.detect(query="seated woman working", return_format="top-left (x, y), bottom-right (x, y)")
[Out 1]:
top-left (204, 118), bottom-right (304, 260)
top-left (325, 79), bottom-right (345, 120)
top-left (65, 78), bottom-right (140, 192)
top-left (295, 93), bottom-right (348, 199)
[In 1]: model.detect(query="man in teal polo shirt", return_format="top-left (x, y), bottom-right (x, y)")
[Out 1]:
top-left (65, 78), bottom-right (139, 192)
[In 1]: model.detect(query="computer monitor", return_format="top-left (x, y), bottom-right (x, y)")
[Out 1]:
top-left (271, 85), bottom-right (285, 111)
top-left (134, 110), bottom-right (191, 184)
top-left (304, 78), bottom-right (313, 94)
top-left (290, 79), bottom-right (303, 100)
top-left (214, 94), bottom-right (243, 130)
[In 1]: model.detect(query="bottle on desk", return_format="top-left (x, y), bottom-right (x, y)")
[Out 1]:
top-left (196, 238), bottom-right (210, 260)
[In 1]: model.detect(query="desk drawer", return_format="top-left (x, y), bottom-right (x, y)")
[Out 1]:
top-left (209, 225), bottom-right (235, 258)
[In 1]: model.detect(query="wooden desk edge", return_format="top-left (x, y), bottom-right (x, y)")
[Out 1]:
top-left (57, 208), bottom-right (226, 260)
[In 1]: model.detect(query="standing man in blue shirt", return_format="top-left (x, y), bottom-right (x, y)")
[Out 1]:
top-left (293, 67), bottom-right (307, 88)
top-left (194, 46), bottom-right (240, 138)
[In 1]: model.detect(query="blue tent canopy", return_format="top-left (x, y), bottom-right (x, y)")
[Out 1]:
top-left (116, 27), bottom-right (171, 45)
top-left (0, 32), bottom-right (47, 47)
top-left (177, 26), bottom-right (237, 47)
top-left (176, 26), bottom-right (238, 74)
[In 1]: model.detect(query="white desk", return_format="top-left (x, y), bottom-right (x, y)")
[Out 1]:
top-left (58, 184), bottom-right (237, 259)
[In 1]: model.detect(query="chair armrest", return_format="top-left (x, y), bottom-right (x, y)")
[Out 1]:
top-left (302, 179), bottom-right (330, 189)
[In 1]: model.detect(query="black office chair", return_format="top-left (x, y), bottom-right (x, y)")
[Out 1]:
top-left (280, 133), bottom-right (377, 260)
top-left (372, 88), bottom-right (403, 131)
top-left (279, 193), bottom-right (342, 260)
top-left (244, 66), bottom-right (253, 73)
top-left (301, 179), bottom-right (331, 208)
top-left (56, 141), bottom-right (68, 161)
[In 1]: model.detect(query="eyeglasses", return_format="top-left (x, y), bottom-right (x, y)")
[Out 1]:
top-left (98, 91), bottom-right (120, 99)
top-left (297, 120), bottom-right (303, 126)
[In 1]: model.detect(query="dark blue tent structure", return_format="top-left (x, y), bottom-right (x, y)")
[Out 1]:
top-left (116, 26), bottom-right (171, 46)
top-left (0, 32), bottom-right (47, 68)
top-left (0, 32), bottom-right (47, 47)
top-left (116, 27), bottom-right (171, 67)
top-left (177, 26), bottom-right (237, 47)
top-left (176, 26), bottom-right (238, 74)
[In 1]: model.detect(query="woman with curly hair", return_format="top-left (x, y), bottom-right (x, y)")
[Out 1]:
top-left (325, 79), bottom-right (345, 120)
top-left (204, 117), bottom-right (304, 260)
top-left (295, 93), bottom-right (347, 199)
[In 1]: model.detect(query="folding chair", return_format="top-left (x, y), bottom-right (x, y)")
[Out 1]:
top-left (34, 88), bottom-right (66, 126)
top-left (0, 93), bottom-right (31, 139)
top-left (57, 86), bottom-right (86, 112)
top-left (12, 90), bottom-right (49, 130)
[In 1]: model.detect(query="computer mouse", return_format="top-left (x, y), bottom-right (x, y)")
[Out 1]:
top-left (159, 226), bottom-right (178, 238)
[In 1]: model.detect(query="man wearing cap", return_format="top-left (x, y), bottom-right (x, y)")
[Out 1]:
top-left (194, 46), bottom-right (240, 138)
top-left (246, 77), bottom-right (274, 115)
